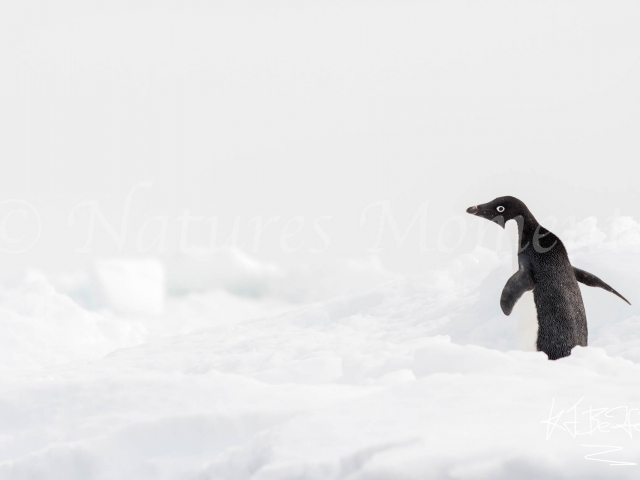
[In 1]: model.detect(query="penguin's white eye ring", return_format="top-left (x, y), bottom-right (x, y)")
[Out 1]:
top-left (496, 206), bottom-right (505, 213)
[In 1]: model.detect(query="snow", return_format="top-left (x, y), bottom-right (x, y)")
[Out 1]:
top-left (93, 258), bottom-right (166, 316)
top-left (1, 219), bottom-right (640, 479)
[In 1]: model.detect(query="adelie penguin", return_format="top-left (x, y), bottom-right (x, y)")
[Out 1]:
top-left (467, 196), bottom-right (631, 360)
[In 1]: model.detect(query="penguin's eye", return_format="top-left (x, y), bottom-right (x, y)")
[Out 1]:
top-left (496, 206), bottom-right (505, 213)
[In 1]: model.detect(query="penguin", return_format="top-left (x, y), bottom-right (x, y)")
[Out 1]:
top-left (466, 196), bottom-right (630, 360)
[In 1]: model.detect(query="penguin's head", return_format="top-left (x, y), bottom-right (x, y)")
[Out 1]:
top-left (465, 196), bottom-right (528, 228)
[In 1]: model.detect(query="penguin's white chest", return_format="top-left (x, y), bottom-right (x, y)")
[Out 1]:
top-left (506, 223), bottom-right (539, 351)
top-left (514, 290), bottom-right (538, 351)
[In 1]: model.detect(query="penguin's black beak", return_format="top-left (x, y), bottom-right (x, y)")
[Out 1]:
top-left (466, 205), bottom-right (479, 215)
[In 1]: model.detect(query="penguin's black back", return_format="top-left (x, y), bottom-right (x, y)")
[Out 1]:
top-left (519, 226), bottom-right (587, 360)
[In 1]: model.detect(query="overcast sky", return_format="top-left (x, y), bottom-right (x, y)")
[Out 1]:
top-left (1, 1), bottom-right (639, 279)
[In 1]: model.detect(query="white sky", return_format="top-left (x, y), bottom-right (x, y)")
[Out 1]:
top-left (1, 1), bottom-right (639, 279)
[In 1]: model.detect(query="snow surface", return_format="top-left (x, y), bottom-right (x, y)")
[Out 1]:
top-left (1, 217), bottom-right (640, 479)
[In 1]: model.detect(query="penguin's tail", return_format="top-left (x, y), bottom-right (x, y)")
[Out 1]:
top-left (573, 267), bottom-right (631, 305)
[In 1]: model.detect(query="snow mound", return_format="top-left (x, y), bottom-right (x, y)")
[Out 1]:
top-left (0, 272), bottom-right (146, 370)
top-left (165, 247), bottom-right (399, 304)
top-left (94, 258), bottom-right (165, 315)
top-left (166, 247), bottom-right (283, 297)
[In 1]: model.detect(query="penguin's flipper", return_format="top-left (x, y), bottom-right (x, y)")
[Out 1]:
top-left (573, 267), bottom-right (631, 305)
top-left (500, 268), bottom-right (535, 316)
